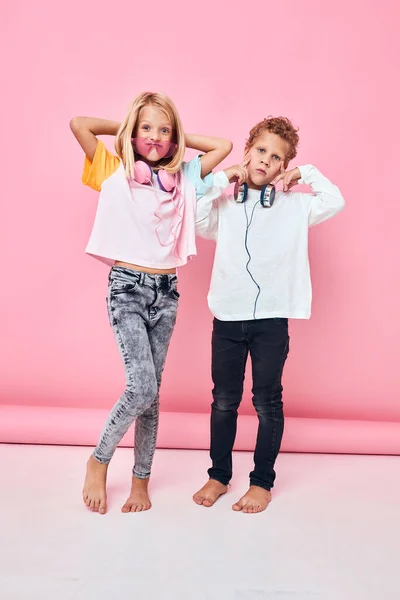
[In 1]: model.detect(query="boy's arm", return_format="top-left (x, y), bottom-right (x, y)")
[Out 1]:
top-left (185, 133), bottom-right (233, 178)
top-left (70, 117), bottom-right (121, 161)
top-left (297, 165), bottom-right (345, 226)
top-left (196, 164), bottom-right (246, 240)
top-left (195, 171), bottom-right (230, 240)
top-left (276, 165), bottom-right (345, 226)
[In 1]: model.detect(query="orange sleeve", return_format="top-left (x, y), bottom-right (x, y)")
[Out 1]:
top-left (82, 140), bottom-right (121, 191)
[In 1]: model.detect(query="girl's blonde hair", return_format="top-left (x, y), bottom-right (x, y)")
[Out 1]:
top-left (115, 92), bottom-right (186, 179)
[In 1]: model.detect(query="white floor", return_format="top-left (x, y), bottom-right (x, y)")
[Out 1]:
top-left (0, 445), bottom-right (399, 600)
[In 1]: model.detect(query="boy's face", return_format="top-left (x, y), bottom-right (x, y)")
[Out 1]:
top-left (245, 131), bottom-right (289, 189)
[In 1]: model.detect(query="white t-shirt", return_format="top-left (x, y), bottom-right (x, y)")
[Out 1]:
top-left (195, 165), bottom-right (345, 320)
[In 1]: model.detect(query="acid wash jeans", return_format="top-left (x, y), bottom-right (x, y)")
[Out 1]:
top-left (93, 266), bottom-right (179, 479)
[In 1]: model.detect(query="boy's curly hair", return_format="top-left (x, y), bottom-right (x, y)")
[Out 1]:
top-left (247, 117), bottom-right (299, 164)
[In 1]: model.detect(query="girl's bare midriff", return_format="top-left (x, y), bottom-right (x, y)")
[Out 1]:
top-left (114, 261), bottom-right (176, 275)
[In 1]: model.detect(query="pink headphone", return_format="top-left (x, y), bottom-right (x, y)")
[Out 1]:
top-left (131, 137), bottom-right (177, 192)
top-left (133, 161), bottom-right (176, 192)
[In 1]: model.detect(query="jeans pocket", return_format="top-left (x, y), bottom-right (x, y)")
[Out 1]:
top-left (109, 279), bottom-right (139, 295)
top-left (170, 287), bottom-right (180, 301)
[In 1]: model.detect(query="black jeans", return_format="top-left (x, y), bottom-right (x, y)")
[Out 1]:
top-left (208, 317), bottom-right (290, 491)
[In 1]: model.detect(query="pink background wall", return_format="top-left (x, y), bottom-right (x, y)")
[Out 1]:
top-left (1, 0), bottom-right (399, 445)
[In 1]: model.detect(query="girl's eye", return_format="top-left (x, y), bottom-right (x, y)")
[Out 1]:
top-left (161, 128), bottom-right (171, 134)
top-left (142, 125), bottom-right (150, 130)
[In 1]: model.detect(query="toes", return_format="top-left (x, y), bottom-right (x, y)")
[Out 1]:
top-left (122, 504), bottom-right (131, 513)
top-left (232, 502), bottom-right (242, 511)
top-left (202, 498), bottom-right (213, 507)
top-left (193, 494), bottom-right (203, 505)
top-left (99, 501), bottom-right (107, 514)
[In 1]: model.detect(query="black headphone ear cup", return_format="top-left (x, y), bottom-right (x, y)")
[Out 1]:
top-left (234, 182), bottom-right (248, 203)
top-left (260, 184), bottom-right (276, 207)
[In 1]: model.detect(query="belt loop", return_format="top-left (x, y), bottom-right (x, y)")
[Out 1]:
top-left (139, 271), bottom-right (145, 285)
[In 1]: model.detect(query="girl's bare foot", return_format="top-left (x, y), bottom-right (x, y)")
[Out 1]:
top-left (193, 479), bottom-right (228, 507)
top-left (122, 476), bottom-right (152, 513)
top-left (232, 485), bottom-right (271, 513)
top-left (82, 455), bottom-right (108, 514)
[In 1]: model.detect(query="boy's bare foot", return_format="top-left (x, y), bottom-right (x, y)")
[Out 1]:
top-left (193, 479), bottom-right (228, 507)
top-left (82, 455), bottom-right (108, 514)
top-left (232, 485), bottom-right (271, 513)
top-left (122, 476), bottom-right (151, 513)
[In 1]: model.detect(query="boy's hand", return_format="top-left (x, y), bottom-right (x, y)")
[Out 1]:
top-left (272, 166), bottom-right (301, 192)
top-left (224, 155), bottom-right (250, 184)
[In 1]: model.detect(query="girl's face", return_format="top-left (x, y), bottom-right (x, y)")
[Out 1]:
top-left (133, 105), bottom-right (176, 163)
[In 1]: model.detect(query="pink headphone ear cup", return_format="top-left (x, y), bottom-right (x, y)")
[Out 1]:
top-left (157, 170), bottom-right (176, 192)
top-left (134, 161), bottom-right (152, 184)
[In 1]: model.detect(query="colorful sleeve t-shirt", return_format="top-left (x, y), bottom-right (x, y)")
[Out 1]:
top-left (82, 141), bottom-right (212, 268)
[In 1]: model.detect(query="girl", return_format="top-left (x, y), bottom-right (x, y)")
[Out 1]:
top-left (70, 92), bottom-right (232, 515)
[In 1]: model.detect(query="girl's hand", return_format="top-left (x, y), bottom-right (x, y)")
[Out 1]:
top-left (224, 156), bottom-right (250, 184)
top-left (272, 165), bottom-right (301, 192)
top-left (70, 117), bottom-right (121, 162)
top-left (185, 133), bottom-right (233, 178)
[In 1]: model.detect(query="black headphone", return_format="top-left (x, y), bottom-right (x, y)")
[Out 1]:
top-left (234, 181), bottom-right (276, 208)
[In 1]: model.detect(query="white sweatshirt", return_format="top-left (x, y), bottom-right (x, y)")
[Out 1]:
top-left (195, 165), bottom-right (345, 321)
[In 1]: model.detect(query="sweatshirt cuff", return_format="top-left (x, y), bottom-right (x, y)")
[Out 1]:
top-left (213, 170), bottom-right (230, 188)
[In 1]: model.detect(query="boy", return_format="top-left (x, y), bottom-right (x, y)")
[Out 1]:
top-left (193, 117), bottom-right (345, 513)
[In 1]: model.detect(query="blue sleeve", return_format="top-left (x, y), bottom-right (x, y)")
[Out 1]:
top-left (181, 155), bottom-right (213, 199)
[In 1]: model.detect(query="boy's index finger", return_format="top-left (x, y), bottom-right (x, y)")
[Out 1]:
top-left (272, 172), bottom-right (284, 184)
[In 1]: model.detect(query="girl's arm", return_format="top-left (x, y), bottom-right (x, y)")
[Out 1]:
top-left (185, 133), bottom-right (232, 178)
top-left (69, 117), bottom-right (121, 161)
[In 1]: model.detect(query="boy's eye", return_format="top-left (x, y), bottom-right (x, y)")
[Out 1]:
top-left (273, 155), bottom-right (280, 160)
top-left (258, 148), bottom-right (265, 153)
